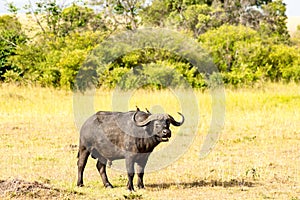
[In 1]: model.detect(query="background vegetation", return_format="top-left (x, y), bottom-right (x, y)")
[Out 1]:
top-left (1, 0), bottom-right (300, 89)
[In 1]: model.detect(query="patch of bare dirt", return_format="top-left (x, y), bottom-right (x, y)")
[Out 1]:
top-left (0, 179), bottom-right (80, 199)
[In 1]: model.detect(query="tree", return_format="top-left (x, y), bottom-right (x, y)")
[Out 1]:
top-left (219, 0), bottom-right (289, 42)
top-left (260, 0), bottom-right (290, 43)
top-left (61, 4), bottom-right (107, 35)
top-left (169, 4), bottom-right (226, 37)
top-left (142, 0), bottom-right (289, 42)
top-left (140, 0), bottom-right (170, 27)
top-left (0, 15), bottom-right (27, 81)
top-left (88, 0), bottom-right (146, 30)
top-left (141, 0), bottom-right (210, 28)
top-left (3, 1), bottom-right (109, 87)
top-left (25, 0), bottom-right (107, 37)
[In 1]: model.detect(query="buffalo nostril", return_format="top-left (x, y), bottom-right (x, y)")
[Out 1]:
top-left (162, 129), bottom-right (170, 136)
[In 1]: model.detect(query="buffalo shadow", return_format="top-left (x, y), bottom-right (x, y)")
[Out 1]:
top-left (145, 179), bottom-right (256, 189)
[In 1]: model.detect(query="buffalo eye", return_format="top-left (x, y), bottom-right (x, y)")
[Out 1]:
top-left (154, 121), bottom-right (162, 128)
top-left (166, 120), bottom-right (170, 127)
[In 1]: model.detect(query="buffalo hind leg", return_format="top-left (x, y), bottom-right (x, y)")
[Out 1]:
top-left (77, 146), bottom-right (90, 187)
top-left (96, 159), bottom-right (113, 188)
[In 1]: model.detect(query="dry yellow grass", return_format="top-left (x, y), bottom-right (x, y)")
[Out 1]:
top-left (0, 83), bottom-right (299, 199)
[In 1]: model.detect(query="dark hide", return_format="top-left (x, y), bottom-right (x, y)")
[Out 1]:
top-left (77, 109), bottom-right (184, 191)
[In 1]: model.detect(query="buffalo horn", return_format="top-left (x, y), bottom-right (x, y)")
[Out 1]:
top-left (168, 112), bottom-right (184, 126)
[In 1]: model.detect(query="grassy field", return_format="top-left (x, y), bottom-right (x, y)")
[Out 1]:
top-left (0, 83), bottom-right (299, 199)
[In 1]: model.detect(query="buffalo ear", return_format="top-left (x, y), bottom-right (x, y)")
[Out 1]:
top-left (133, 113), bottom-right (161, 127)
top-left (133, 111), bottom-right (149, 127)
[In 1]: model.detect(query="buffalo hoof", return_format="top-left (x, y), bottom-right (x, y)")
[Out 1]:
top-left (77, 183), bottom-right (84, 187)
top-left (137, 185), bottom-right (145, 189)
top-left (127, 186), bottom-right (135, 192)
top-left (105, 183), bottom-right (113, 188)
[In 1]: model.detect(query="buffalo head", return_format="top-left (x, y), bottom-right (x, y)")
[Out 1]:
top-left (133, 110), bottom-right (184, 142)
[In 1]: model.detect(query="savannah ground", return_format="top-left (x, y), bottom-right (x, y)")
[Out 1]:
top-left (0, 83), bottom-right (299, 199)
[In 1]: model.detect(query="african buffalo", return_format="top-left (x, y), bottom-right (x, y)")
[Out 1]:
top-left (77, 108), bottom-right (184, 191)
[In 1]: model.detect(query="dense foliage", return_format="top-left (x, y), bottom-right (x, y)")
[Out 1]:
top-left (1, 0), bottom-right (299, 89)
top-left (0, 15), bottom-right (27, 81)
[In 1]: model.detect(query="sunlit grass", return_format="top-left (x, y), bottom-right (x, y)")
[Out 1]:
top-left (1, 83), bottom-right (300, 199)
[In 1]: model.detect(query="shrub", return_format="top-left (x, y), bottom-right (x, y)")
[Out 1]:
top-left (0, 15), bottom-right (27, 80)
top-left (265, 44), bottom-right (300, 82)
top-left (198, 24), bottom-right (300, 85)
top-left (117, 62), bottom-right (192, 90)
top-left (9, 31), bottom-right (107, 88)
top-left (96, 48), bottom-right (207, 90)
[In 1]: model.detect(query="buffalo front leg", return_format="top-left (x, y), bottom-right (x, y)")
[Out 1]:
top-left (96, 159), bottom-right (113, 188)
top-left (77, 146), bottom-right (90, 187)
top-left (125, 157), bottom-right (135, 191)
top-left (136, 168), bottom-right (145, 189)
top-left (136, 156), bottom-right (149, 189)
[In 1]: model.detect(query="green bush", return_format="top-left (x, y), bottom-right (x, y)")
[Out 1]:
top-left (96, 47), bottom-right (207, 90)
top-left (199, 25), bottom-right (263, 85)
top-left (0, 15), bottom-right (27, 81)
top-left (117, 62), bottom-right (192, 90)
top-left (58, 49), bottom-right (87, 89)
top-left (266, 44), bottom-right (300, 82)
top-left (198, 24), bottom-right (300, 85)
top-left (199, 25), bottom-right (260, 72)
top-left (9, 31), bottom-right (107, 88)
